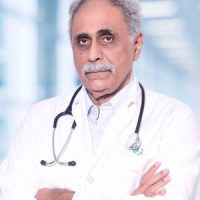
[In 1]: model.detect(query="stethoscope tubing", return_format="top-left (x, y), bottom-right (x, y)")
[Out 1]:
top-left (41, 83), bottom-right (145, 167)
top-left (135, 83), bottom-right (145, 134)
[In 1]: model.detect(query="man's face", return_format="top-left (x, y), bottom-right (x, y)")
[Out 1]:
top-left (71, 0), bottom-right (143, 101)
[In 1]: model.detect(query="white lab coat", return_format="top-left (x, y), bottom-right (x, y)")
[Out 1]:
top-left (0, 80), bottom-right (200, 200)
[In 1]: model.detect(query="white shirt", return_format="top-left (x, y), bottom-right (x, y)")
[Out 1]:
top-left (0, 79), bottom-right (200, 200)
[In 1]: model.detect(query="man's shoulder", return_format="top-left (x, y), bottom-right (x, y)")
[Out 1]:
top-left (146, 89), bottom-right (194, 117)
top-left (28, 87), bottom-right (80, 115)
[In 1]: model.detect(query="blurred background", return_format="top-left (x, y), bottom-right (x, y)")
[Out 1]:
top-left (0, 0), bottom-right (199, 198)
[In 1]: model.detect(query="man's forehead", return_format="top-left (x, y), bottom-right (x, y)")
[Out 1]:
top-left (70, 0), bottom-right (130, 38)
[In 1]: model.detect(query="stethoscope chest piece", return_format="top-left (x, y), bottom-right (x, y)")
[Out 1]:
top-left (126, 133), bottom-right (142, 151)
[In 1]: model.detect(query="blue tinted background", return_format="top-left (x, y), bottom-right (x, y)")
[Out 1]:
top-left (0, 0), bottom-right (199, 198)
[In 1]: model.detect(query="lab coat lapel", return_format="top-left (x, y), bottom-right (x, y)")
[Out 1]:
top-left (93, 104), bottom-right (135, 162)
top-left (72, 89), bottom-right (94, 158)
top-left (91, 79), bottom-right (141, 166)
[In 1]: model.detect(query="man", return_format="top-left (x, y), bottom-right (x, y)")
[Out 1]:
top-left (0, 0), bottom-right (199, 199)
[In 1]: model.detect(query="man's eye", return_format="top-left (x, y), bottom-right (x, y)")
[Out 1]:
top-left (102, 36), bottom-right (114, 43)
top-left (78, 38), bottom-right (90, 46)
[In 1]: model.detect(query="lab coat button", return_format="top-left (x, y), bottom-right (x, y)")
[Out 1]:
top-left (87, 175), bottom-right (95, 184)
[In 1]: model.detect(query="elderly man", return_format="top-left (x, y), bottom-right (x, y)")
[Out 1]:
top-left (0, 0), bottom-right (199, 200)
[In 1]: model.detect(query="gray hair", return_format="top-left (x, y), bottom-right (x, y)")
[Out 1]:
top-left (68, 0), bottom-right (142, 40)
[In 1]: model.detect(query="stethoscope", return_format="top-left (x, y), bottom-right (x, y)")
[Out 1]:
top-left (41, 83), bottom-right (145, 167)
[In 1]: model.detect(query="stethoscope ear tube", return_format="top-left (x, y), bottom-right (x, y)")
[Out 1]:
top-left (40, 86), bottom-right (82, 167)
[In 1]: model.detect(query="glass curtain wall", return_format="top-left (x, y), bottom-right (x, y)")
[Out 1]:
top-left (0, 0), bottom-right (77, 160)
top-left (0, 0), bottom-right (38, 159)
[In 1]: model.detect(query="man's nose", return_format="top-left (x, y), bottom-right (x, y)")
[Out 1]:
top-left (88, 41), bottom-right (103, 62)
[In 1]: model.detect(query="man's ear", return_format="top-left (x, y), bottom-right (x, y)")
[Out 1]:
top-left (133, 32), bottom-right (143, 61)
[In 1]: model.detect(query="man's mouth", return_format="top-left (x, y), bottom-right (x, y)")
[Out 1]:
top-left (85, 69), bottom-right (112, 75)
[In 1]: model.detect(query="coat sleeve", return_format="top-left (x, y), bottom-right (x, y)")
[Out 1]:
top-left (0, 108), bottom-right (40, 200)
top-left (72, 104), bottom-right (200, 200)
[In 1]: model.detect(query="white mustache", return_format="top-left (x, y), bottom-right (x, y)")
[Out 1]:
top-left (83, 63), bottom-right (114, 74)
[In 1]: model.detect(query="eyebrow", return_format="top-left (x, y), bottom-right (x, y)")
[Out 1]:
top-left (75, 33), bottom-right (91, 41)
top-left (74, 29), bottom-right (116, 41)
top-left (97, 29), bottom-right (116, 37)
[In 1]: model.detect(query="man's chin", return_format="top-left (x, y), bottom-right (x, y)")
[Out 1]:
top-left (86, 84), bottom-right (109, 93)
